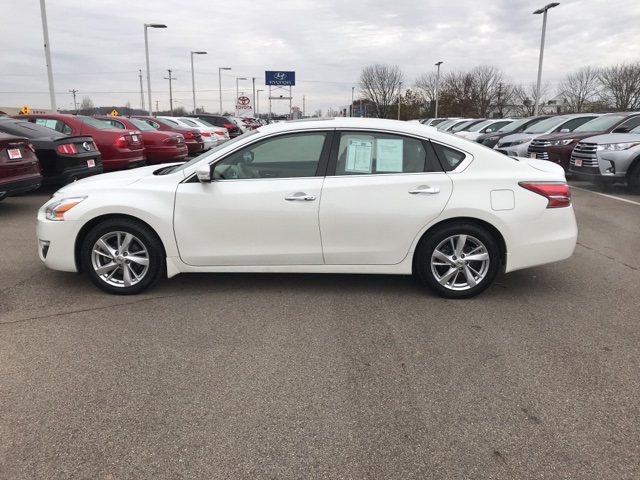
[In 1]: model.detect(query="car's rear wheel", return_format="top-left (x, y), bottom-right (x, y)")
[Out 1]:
top-left (416, 223), bottom-right (500, 299)
top-left (81, 218), bottom-right (165, 295)
top-left (627, 162), bottom-right (640, 194)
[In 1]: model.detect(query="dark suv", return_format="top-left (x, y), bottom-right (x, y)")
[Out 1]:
top-left (527, 112), bottom-right (640, 171)
top-left (476, 115), bottom-right (552, 148)
top-left (185, 114), bottom-right (243, 138)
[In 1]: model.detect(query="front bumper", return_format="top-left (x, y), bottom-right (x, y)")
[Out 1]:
top-left (495, 143), bottom-right (530, 157)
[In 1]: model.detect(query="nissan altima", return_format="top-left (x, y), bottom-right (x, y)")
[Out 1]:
top-left (36, 118), bottom-right (577, 299)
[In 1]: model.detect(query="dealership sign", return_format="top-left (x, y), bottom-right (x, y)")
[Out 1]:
top-left (265, 71), bottom-right (296, 86)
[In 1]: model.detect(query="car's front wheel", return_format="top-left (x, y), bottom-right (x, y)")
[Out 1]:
top-left (416, 223), bottom-right (500, 299)
top-left (81, 218), bottom-right (165, 295)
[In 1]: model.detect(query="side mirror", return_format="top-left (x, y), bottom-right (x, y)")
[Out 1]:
top-left (559, 128), bottom-right (570, 133)
top-left (196, 164), bottom-right (212, 183)
top-left (612, 126), bottom-right (630, 133)
top-left (485, 128), bottom-right (493, 133)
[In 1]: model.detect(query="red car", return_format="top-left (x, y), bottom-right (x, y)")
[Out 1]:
top-left (96, 116), bottom-right (188, 164)
top-left (131, 116), bottom-right (204, 156)
top-left (0, 133), bottom-right (42, 201)
top-left (17, 114), bottom-right (145, 171)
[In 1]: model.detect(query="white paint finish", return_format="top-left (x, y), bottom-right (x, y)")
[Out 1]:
top-left (490, 189), bottom-right (515, 211)
top-left (174, 178), bottom-right (324, 266)
top-left (320, 173), bottom-right (453, 264)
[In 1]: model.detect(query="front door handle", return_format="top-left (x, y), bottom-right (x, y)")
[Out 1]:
top-left (409, 185), bottom-right (440, 194)
top-left (285, 192), bottom-right (317, 201)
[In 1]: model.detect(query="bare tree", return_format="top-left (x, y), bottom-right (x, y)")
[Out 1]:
top-left (558, 66), bottom-right (600, 113)
top-left (123, 101), bottom-right (132, 115)
top-left (78, 97), bottom-right (94, 115)
top-left (441, 70), bottom-right (475, 116)
top-left (173, 106), bottom-right (187, 116)
top-left (313, 109), bottom-right (322, 117)
top-left (512, 82), bottom-right (552, 117)
top-left (598, 62), bottom-right (640, 110)
top-left (414, 72), bottom-right (438, 115)
top-left (469, 65), bottom-right (506, 117)
top-left (359, 64), bottom-right (404, 118)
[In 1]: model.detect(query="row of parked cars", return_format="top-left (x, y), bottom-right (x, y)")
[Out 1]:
top-left (0, 112), bottom-right (267, 201)
top-left (419, 112), bottom-right (640, 190)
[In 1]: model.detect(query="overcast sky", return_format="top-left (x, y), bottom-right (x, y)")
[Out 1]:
top-left (1, 0), bottom-right (639, 116)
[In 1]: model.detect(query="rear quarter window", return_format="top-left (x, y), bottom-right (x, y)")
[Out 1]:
top-left (431, 143), bottom-right (467, 171)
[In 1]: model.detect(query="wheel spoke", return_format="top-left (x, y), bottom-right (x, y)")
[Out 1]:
top-left (122, 263), bottom-right (133, 287)
top-left (465, 252), bottom-right (489, 262)
top-left (95, 262), bottom-right (119, 276)
top-left (433, 250), bottom-right (454, 266)
top-left (454, 235), bottom-right (467, 256)
top-left (96, 239), bottom-right (116, 259)
top-left (462, 265), bottom-right (477, 287)
top-left (119, 233), bottom-right (134, 253)
top-left (438, 267), bottom-right (459, 286)
top-left (126, 254), bottom-right (149, 266)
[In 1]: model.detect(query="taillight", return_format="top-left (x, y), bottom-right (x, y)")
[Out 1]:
top-left (519, 182), bottom-right (571, 208)
top-left (184, 131), bottom-right (194, 140)
top-left (92, 142), bottom-right (98, 150)
top-left (223, 123), bottom-right (236, 130)
top-left (201, 132), bottom-right (211, 137)
top-left (113, 135), bottom-right (128, 148)
top-left (28, 144), bottom-right (36, 153)
top-left (57, 143), bottom-right (78, 154)
top-left (162, 136), bottom-right (177, 145)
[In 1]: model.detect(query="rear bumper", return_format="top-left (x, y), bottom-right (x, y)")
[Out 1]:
top-left (146, 145), bottom-right (189, 163)
top-left (186, 141), bottom-right (205, 155)
top-left (43, 163), bottom-right (103, 185)
top-left (0, 174), bottom-right (42, 200)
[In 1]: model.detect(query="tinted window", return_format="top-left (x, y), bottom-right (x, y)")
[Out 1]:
top-left (0, 120), bottom-right (61, 138)
top-left (573, 115), bottom-right (624, 132)
top-left (213, 132), bottom-right (327, 180)
top-left (555, 117), bottom-right (595, 132)
top-left (499, 117), bottom-right (544, 133)
top-left (159, 118), bottom-right (180, 127)
top-left (431, 143), bottom-right (467, 171)
top-left (335, 132), bottom-right (439, 175)
top-left (524, 116), bottom-right (572, 134)
top-left (33, 118), bottom-right (72, 135)
top-left (618, 116), bottom-right (640, 131)
top-left (128, 118), bottom-right (156, 131)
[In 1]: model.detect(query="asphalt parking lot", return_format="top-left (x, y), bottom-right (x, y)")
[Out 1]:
top-left (1, 181), bottom-right (639, 479)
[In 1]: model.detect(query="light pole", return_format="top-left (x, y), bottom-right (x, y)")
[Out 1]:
top-left (190, 51), bottom-right (207, 114)
top-left (351, 86), bottom-right (355, 117)
top-left (39, 0), bottom-right (57, 111)
top-left (256, 89), bottom-right (264, 117)
top-left (218, 67), bottom-right (231, 114)
top-left (144, 23), bottom-right (167, 116)
top-left (235, 77), bottom-right (247, 116)
top-left (434, 61), bottom-right (443, 118)
top-left (533, 2), bottom-right (560, 116)
top-left (397, 82), bottom-right (402, 120)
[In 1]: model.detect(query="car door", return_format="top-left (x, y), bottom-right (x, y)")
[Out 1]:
top-left (174, 130), bottom-right (332, 266)
top-left (319, 130), bottom-right (454, 265)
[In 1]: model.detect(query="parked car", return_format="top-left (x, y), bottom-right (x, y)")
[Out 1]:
top-left (36, 118), bottom-right (577, 299)
top-left (448, 119), bottom-right (487, 134)
top-left (176, 117), bottom-right (230, 144)
top-left (160, 117), bottom-right (217, 150)
top-left (0, 132), bottom-right (42, 201)
top-left (17, 114), bottom-right (144, 171)
top-left (456, 119), bottom-right (514, 141)
top-left (438, 118), bottom-right (475, 131)
top-left (131, 116), bottom-right (204, 156)
top-left (527, 112), bottom-right (640, 171)
top-left (495, 113), bottom-right (599, 157)
top-left (477, 116), bottom-right (552, 148)
top-left (0, 118), bottom-right (102, 184)
top-left (569, 123), bottom-right (640, 190)
top-left (95, 116), bottom-right (188, 164)
top-left (185, 114), bottom-right (243, 138)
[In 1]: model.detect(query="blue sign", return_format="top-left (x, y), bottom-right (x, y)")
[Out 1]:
top-left (265, 71), bottom-right (296, 86)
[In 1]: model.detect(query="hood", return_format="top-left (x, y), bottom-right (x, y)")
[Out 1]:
top-left (579, 132), bottom-right (640, 144)
top-left (55, 164), bottom-right (174, 195)
top-left (498, 133), bottom-right (540, 143)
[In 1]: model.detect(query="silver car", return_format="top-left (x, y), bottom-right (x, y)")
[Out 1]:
top-left (569, 125), bottom-right (640, 190)
top-left (495, 114), bottom-right (599, 157)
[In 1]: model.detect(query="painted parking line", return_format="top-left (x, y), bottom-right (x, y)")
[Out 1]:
top-left (570, 186), bottom-right (640, 207)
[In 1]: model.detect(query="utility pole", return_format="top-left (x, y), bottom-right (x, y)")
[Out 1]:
top-left (139, 69), bottom-right (145, 112)
top-left (39, 0), bottom-right (57, 111)
top-left (497, 82), bottom-right (503, 118)
top-left (155, 100), bottom-right (159, 116)
top-left (252, 77), bottom-right (256, 118)
top-left (164, 69), bottom-right (176, 116)
top-left (69, 89), bottom-right (78, 111)
top-left (303, 95), bottom-right (306, 118)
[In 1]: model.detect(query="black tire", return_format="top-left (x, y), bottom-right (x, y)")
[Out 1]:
top-left (81, 218), bottom-right (165, 295)
top-left (627, 163), bottom-right (640, 194)
top-left (416, 223), bottom-right (500, 299)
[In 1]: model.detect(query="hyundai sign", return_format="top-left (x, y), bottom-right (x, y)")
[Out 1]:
top-left (265, 71), bottom-right (296, 86)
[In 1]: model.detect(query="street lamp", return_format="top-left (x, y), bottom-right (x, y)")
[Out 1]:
top-left (218, 67), bottom-right (231, 114)
top-left (533, 2), bottom-right (560, 116)
top-left (351, 86), bottom-right (355, 117)
top-left (144, 23), bottom-right (167, 116)
top-left (397, 82), bottom-right (402, 120)
top-left (235, 77), bottom-right (247, 116)
top-left (256, 89), bottom-right (264, 117)
top-left (190, 51), bottom-right (207, 114)
top-left (434, 61), bottom-right (443, 118)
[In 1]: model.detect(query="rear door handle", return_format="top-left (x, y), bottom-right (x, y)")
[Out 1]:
top-left (409, 185), bottom-right (440, 194)
top-left (285, 192), bottom-right (317, 201)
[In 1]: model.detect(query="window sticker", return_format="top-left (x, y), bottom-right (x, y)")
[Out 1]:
top-left (376, 139), bottom-right (404, 172)
top-left (346, 139), bottom-right (373, 173)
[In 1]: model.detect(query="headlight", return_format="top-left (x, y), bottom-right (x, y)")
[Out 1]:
top-left (597, 142), bottom-right (640, 151)
top-left (44, 196), bottom-right (87, 221)
top-left (512, 138), bottom-right (531, 145)
top-left (550, 139), bottom-right (574, 146)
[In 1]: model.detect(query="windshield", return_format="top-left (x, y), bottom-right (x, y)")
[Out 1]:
top-left (450, 120), bottom-right (476, 132)
top-left (127, 118), bottom-right (156, 131)
top-left (169, 130), bottom-right (258, 173)
top-left (499, 117), bottom-right (538, 133)
top-left (160, 118), bottom-right (181, 128)
top-left (436, 120), bottom-right (457, 130)
top-left (77, 116), bottom-right (113, 130)
top-left (524, 116), bottom-right (569, 134)
top-left (573, 115), bottom-right (626, 133)
top-left (466, 120), bottom-right (493, 132)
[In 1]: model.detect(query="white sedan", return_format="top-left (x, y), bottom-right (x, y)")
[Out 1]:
top-left (36, 118), bottom-right (577, 299)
